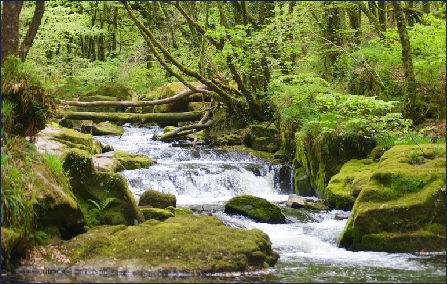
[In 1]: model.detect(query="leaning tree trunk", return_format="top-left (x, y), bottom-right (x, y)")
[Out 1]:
top-left (19, 0), bottom-right (45, 61)
top-left (393, 1), bottom-right (417, 121)
top-left (1, 1), bottom-right (23, 62)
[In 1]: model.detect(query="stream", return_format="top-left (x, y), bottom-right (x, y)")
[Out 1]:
top-left (7, 126), bottom-right (445, 283)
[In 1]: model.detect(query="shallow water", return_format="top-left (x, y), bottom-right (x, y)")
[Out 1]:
top-left (6, 126), bottom-right (445, 283)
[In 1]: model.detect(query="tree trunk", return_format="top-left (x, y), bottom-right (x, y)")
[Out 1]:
top-left (405, 2), bottom-right (415, 26)
top-left (59, 111), bottom-right (203, 124)
top-left (347, 4), bottom-right (362, 43)
top-left (393, 1), bottom-right (417, 121)
top-left (378, 1), bottom-right (386, 32)
top-left (19, 0), bottom-right (45, 61)
top-left (323, 1), bottom-right (344, 80)
top-left (60, 87), bottom-right (211, 107)
top-left (1, 1), bottom-right (23, 62)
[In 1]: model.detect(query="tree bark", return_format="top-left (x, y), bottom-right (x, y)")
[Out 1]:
top-left (377, 1), bottom-right (387, 32)
top-left (19, 0), bottom-right (45, 61)
top-left (392, 1), bottom-right (417, 121)
top-left (1, 1), bottom-right (23, 62)
top-left (60, 87), bottom-right (212, 107)
top-left (59, 111), bottom-right (203, 124)
top-left (347, 4), bottom-right (362, 43)
top-left (358, 2), bottom-right (384, 37)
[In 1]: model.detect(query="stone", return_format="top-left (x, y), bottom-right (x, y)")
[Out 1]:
top-left (62, 150), bottom-right (144, 226)
top-left (337, 144), bottom-right (446, 252)
top-left (224, 195), bottom-right (286, 224)
top-left (20, 215), bottom-right (279, 274)
top-left (138, 189), bottom-right (176, 209)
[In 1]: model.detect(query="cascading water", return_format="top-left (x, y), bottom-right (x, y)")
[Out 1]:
top-left (92, 126), bottom-right (445, 282)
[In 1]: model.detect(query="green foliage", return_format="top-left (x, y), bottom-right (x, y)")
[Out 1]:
top-left (344, 14), bottom-right (446, 118)
top-left (1, 137), bottom-right (37, 237)
top-left (269, 73), bottom-right (411, 141)
top-left (1, 57), bottom-right (52, 138)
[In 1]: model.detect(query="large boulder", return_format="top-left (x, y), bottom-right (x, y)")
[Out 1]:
top-left (93, 151), bottom-right (152, 172)
top-left (152, 82), bottom-right (201, 113)
top-left (324, 159), bottom-right (377, 210)
top-left (35, 124), bottom-right (103, 155)
top-left (33, 161), bottom-right (85, 239)
top-left (138, 189), bottom-right (176, 208)
top-left (62, 150), bottom-right (144, 226)
top-left (338, 144), bottom-right (446, 252)
top-left (81, 121), bottom-right (124, 136)
top-left (295, 128), bottom-right (376, 197)
top-left (19, 215), bottom-right (279, 274)
top-left (224, 195), bottom-right (285, 224)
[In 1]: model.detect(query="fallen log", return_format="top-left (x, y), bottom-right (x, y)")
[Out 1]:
top-left (158, 120), bottom-right (213, 141)
top-left (59, 111), bottom-right (203, 124)
top-left (156, 111), bottom-right (212, 141)
top-left (59, 87), bottom-right (212, 108)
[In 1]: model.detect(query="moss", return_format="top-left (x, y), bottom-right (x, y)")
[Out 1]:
top-left (113, 151), bottom-right (152, 171)
top-left (138, 189), bottom-right (176, 209)
top-left (50, 124), bottom-right (102, 154)
top-left (224, 195), bottom-right (286, 224)
top-left (324, 159), bottom-right (377, 210)
top-left (33, 162), bottom-right (85, 239)
top-left (35, 215), bottom-right (278, 273)
top-left (93, 151), bottom-right (151, 173)
top-left (1, 227), bottom-right (24, 266)
top-left (338, 144), bottom-right (446, 252)
top-left (140, 207), bottom-right (174, 221)
top-left (62, 150), bottom-right (144, 226)
top-left (210, 128), bottom-right (250, 147)
top-left (295, 127), bottom-right (376, 197)
top-left (153, 82), bottom-right (191, 113)
top-left (293, 167), bottom-right (314, 196)
top-left (81, 122), bottom-right (124, 136)
top-left (188, 102), bottom-right (210, 112)
top-left (247, 123), bottom-right (280, 153)
top-left (166, 206), bottom-right (193, 216)
top-left (357, 229), bottom-right (446, 253)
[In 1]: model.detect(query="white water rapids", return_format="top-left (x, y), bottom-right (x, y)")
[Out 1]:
top-left (93, 125), bottom-right (445, 282)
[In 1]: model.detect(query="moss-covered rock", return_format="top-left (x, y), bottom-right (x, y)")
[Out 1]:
top-left (293, 166), bottom-right (314, 196)
top-left (295, 127), bottom-right (376, 198)
top-left (93, 151), bottom-right (151, 172)
top-left (81, 121), bottom-right (124, 136)
top-left (138, 189), bottom-right (176, 209)
top-left (21, 215), bottom-right (278, 273)
top-left (33, 162), bottom-right (85, 239)
top-left (113, 151), bottom-right (151, 170)
top-left (153, 82), bottom-right (193, 113)
top-left (166, 206), bottom-right (193, 216)
top-left (36, 124), bottom-right (103, 155)
top-left (247, 123), bottom-right (280, 153)
top-left (210, 128), bottom-right (250, 147)
top-left (224, 195), bottom-right (286, 224)
top-left (140, 207), bottom-right (174, 221)
top-left (62, 149), bottom-right (144, 226)
top-left (324, 159), bottom-right (377, 210)
top-left (338, 144), bottom-right (446, 252)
